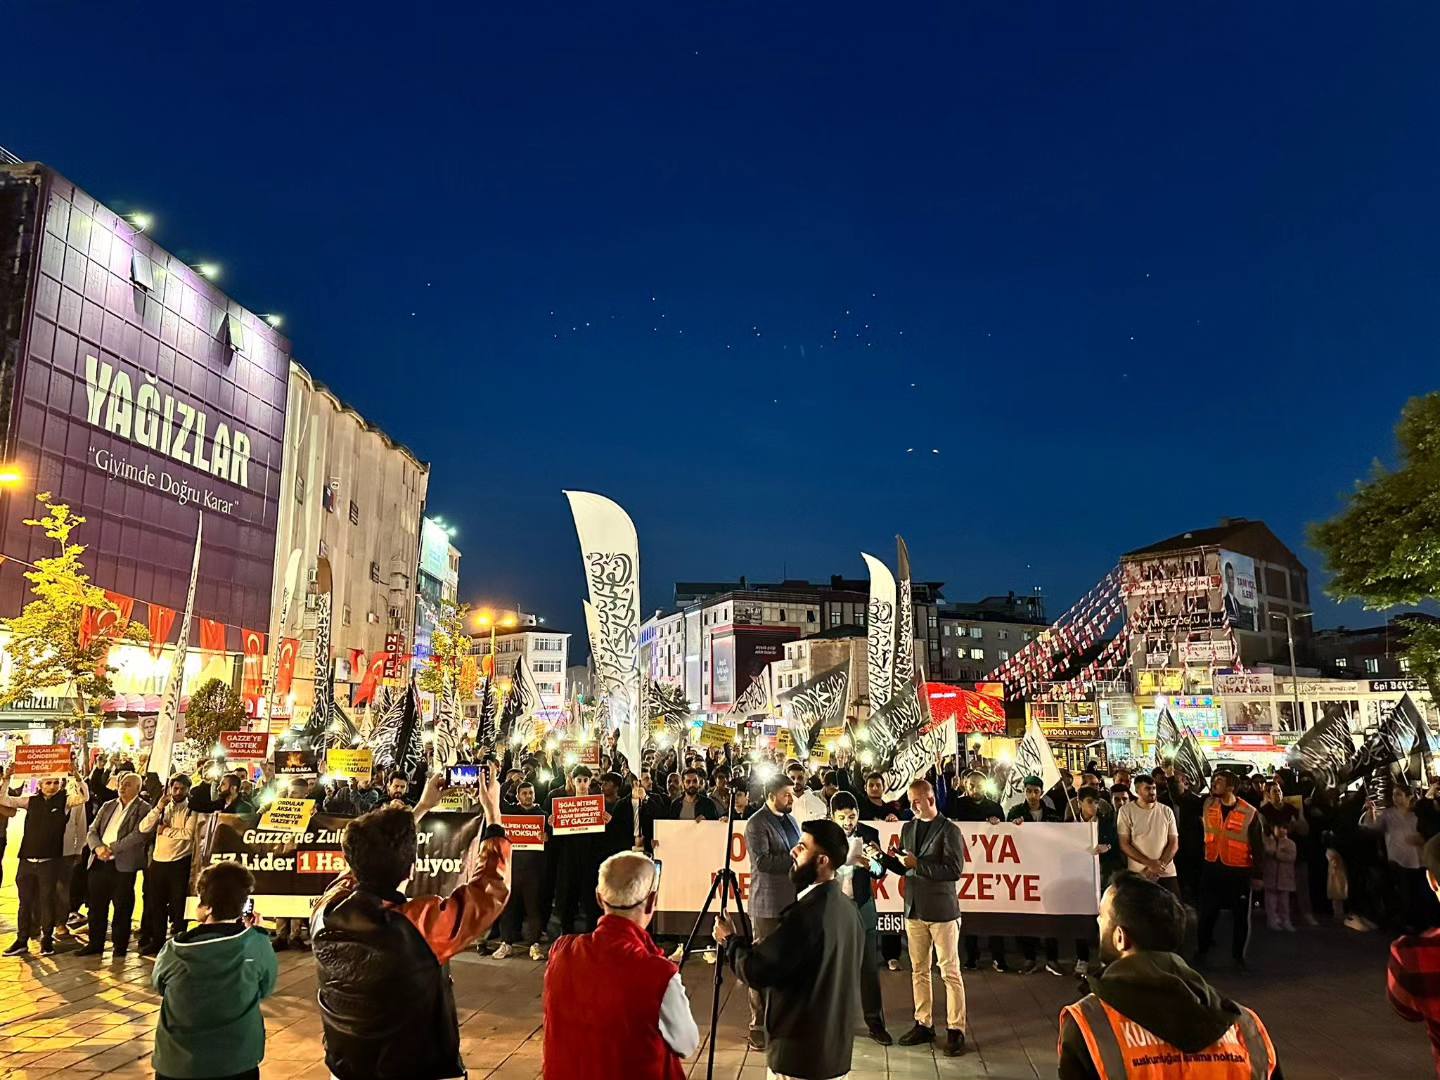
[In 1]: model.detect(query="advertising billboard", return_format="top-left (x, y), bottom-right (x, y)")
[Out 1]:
top-left (0, 166), bottom-right (288, 632)
top-left (709, 636), bottom-right (735, 706)
top-left (1217, 550), bottom-right (1258, 631)
top-left (419, 517), bottom-right (452, 584)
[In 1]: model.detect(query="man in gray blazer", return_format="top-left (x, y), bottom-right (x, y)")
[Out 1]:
top-left (874, 778), bottom-right (968, 1057)
top-left (742, 775), bottom-right (800, 1050)
top-left (77, 773), bottom-right (151, 956)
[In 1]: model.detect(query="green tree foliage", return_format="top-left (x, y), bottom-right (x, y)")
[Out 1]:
top-left (418, 600), bottom-right (472, 699)
top-left (183, 677), bottom-right (248, 761)
top-left (0, 494), bottom-right (148, 744)
top-left (1311, 392), bottom-right (1440, 698)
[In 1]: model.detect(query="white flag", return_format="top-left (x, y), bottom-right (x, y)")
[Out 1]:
top-left (1000, 719), bottom-right (1062, 810)
top-left (565, 491), bottom-right (642, 772)
top-left (150, 513), bottom-right (203, 779)
top-left (862, 552), bottom-right (897, 714)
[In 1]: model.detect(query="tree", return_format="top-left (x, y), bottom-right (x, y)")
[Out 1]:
top-left (0, 494), bottom-right (148, 747)
top-left (1310, 392), bottom-right (1440, 699)
top-left (183, 677), bottom-right (248, 762)
top-left (418, 599), bottom-right (472, 699)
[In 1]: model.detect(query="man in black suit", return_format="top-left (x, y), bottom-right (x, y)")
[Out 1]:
top-left (875, 778), bottom-right (969, 1057)
top-left (830, 791), bottom-right (892, 1045)
top-left (714, 819), bottom-right (863, 1080)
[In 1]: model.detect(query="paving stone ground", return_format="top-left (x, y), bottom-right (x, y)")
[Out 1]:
top-left (0, 847), bottom-right (1431, 1079)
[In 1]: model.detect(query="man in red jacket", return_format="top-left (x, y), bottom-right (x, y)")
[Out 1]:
top-left (543, 851), bottom-right (699, 1079)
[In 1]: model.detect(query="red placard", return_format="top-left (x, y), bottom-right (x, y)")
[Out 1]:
top-left (13, 744), bottom-right (74, 777)
top-left (502, 815), bottom-right (547, 849)
top-left (550, 794), bottom-right (606, 836)
top-left (220, 731), bottom-right (271, 760)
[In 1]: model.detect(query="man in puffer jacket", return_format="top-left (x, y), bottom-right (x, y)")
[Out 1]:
top-left (152, 861), bottom-right (278, 1080)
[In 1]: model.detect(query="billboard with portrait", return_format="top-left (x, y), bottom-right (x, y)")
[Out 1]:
top-left (1217, 550), bottom-right (1258, 631)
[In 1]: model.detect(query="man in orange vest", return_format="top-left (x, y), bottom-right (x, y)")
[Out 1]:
top-left (1058, 872), bottom-right (1282, 1079)
top-left (1194, 770), bottom-right (1264, 970)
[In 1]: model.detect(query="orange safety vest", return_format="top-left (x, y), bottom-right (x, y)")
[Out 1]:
top-left (1203, 797), bottom-right (1256, 869)
top-left (1060, 994), bottom-right (1276, 1079)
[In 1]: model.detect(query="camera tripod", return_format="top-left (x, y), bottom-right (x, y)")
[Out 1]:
top-left (676, 787), bottom-right (747, 1080)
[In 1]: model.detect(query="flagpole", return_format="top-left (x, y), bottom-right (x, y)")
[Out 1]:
top-left (149, 512), bottom-right (203, 781)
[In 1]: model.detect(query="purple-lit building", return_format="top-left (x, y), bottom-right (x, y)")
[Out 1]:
top-left (0, 162), bottom-right (289, 638)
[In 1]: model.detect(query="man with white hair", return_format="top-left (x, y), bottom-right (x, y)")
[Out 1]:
top-left (543, 851), bottom-right (699, 1080)
top-left (77, 772), bottom-right (151, 956)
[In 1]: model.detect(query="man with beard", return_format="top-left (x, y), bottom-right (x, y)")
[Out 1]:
top-left (495, 781), bottom-right (548, 960)
top-left (714, 819), bottom-right (863, 1080)
top-left (830, 791), bottom-right (892, 1044)
top-left (1058, 872), bottom-right (1281, 1079)
top-left (137, 775), bottom-right (199, 955)
top-left (670, 768), bottom-right (720, 821)
top-left (743, 775), bottom-right (800, 1049)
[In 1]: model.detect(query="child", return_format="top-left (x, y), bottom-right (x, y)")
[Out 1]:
top-left (152, 861), bottom-right (277, 1080)
top-left (1263, 824), bottom-right (1298, 931)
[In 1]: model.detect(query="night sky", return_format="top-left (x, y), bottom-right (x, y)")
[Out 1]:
top-left (7, 5), bottom-right (1438, 635)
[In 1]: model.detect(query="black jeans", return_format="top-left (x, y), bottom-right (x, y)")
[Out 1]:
top-left (552, 860), bottom-right (601, 936)
top-left (859, 919), bottom-right (885, 1030)
top-left (1197, 867), bottom-right (1253, 960)
top-left (87, 861), bottom-right (138, 950)
top-left (142, 858), bottom-right (191, 947)
top-left (1019, 936), bottom-right (1058, 963)
top-left (501, 857), bottom-right (544, 946)
top-left (964, 934), bottom-right (1006, 965)
top-left (15, 858), bottom-right (64, 942)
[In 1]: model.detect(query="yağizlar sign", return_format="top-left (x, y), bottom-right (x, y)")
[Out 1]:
top-left (84, 355), bottom-right (255, 490)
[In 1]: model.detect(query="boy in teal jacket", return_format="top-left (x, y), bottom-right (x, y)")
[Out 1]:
top-left (152, 861), bottom-right (278, 1080)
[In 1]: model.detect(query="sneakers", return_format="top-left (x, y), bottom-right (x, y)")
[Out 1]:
top-left (492, 941), bottom-right (513, 959)
top-left (962, 958), bottom-right (978, 971)
top-left (3, 939), bottom-right (29, 957)
top-left (1074, 960), bottom-right (1089, 977)
top-left (897, 1023), bottom-right (935, 1046)
top-left (945, 1029), bottom-right (967, 1057)
top-left (886, 958), bottom-right (901, 971)
top-left (992, 959), bottom-right (1011, 973)
top-left (65, 912), bottom-right (86, 930)
top-left (1343, 914), bottom-right (1371, 932)
top-left (1044, 962), bottom-right (1065, 977)
top-left (529, 944), bottom-right (545, 961)
top-left (39, 938), bottom-right (56, 957)
top-left (75, 944), bottom-right (106, 957)
top-left (1018, 959), bottom-right (1041, 975)
top-left (747, 1028), bottom-right (767, 1052)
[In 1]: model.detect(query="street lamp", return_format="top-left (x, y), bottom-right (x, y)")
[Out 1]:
top-left (0, 464), bottom-right (23, 487)
top-left (1270, 611), bottom-right (1314, 730)
top-left (475, 608), bottom-right (519, 677)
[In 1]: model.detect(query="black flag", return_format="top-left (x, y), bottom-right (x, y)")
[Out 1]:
top-left (1153, 707), bottom-right (1209, 788)
top-left (477, 676), bottom-right (499, 748)
top-left (1294, 707), bottom-right (1358, 788)
top-left (372, 679), bottom-right (424, 778)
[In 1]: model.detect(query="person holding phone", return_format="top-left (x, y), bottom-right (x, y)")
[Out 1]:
top-left (151, 860), bottom-right (278, 1080)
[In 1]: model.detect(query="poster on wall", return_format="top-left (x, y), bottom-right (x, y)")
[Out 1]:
top-left (710, 637), bottom-right (736, 706)
top-left (1217, 550), bottom-right (1258, 631)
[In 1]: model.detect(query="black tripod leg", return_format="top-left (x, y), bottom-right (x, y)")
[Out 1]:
top-left (676, 868), bottom-right (726, 973)
top-left (706, 868), bottom-right (740, 1080)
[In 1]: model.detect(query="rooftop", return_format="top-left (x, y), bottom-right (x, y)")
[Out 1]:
top-left (1123, 518), bottom-right (1304, 569)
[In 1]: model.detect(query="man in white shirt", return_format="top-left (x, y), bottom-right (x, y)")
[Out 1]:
top-left (138, 775), bottom-right (199, 954)
top-left (1116, 774), bottom-right (1181, 896)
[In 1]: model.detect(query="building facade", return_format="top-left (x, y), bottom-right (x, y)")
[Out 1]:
top-left (937, 592), bottom-right (1049, 682)
top-left (469, 615), bottom-right (570, 719)
top-left (269, 362), bottom-right (428, 726)
top-left (1310, 613), bottom-right (1437, 679)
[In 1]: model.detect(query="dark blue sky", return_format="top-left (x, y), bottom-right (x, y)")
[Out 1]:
top-left (8, 4), bottom-right (1437, 633)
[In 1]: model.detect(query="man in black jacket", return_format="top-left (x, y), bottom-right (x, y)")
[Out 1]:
top-left (830, 791), bottom-right (892, 1044)
top-left (1009, 776), bottom-right (1065, 975)
top-left (714, 819), bottom-right (863, 1080)
top-left (670, 768), bottom-right (720, 821)
top-left (1058, 872), bottom-right (1282, 1079)
top-left (875, 779), bottom-right (969, 1057)
top-left (946, 770), bottom-right (1010, 972)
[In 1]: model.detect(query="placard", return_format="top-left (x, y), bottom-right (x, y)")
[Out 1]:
top-left (12, 744), bottom-right (74, 777)
top-left (502, 814), bottom-right (547, 849)
top-left (326, 748), bottom-right (374, 782)
top-left (698, 723), bottom-right (733, 749)
top-left (550, 794), bottom-right (607, 835)
top-left (220, 732), bottom-right (271, 760)
top-left (259, 797), bottom-right (317, 833)
top-left (274, 749), bottom-right (318, 776)
top-left (558, 740), bottom-right (601, 768)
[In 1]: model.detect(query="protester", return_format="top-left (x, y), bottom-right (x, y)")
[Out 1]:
top-left (311, 770), bottom-right (510, 1080)
top-left (829, 791), bottom-right (892, 1044)
top-left (670, 767), bottom-right (720, 821)
top-left (1009, 775), bottom-right (1063, 975)
top-left (552, 765), bottom-right (611, 936)
top-left (1195, 770), bottom-right (1264, 970)
top-left (1387, 833), bottom-right (1440, 1073)
top-left (138, 774), bottom-right (199, 955)
top-left (1, 765), bottom-right (88, 957)
top-left (495, 780), bottom-right (547, 959)
top-left (858, 772), bottom-right (905, 822)
top-left (1058, 872), bottom-right (1281, 1079)
top-left (1115, 773), bottom-right (1180, 896)
top-left (743, 775), bottom-right (800, 1050)
top-left (543, 851), bottom-right (698, 1079)
top-left (874, 779), bottom-right (968, 1057)
top-left (1263, 824), bottom-right (1298, 932)
top-left (715, 818), bottom-right (864, 1080)
top-left (77, 772), bottom-right (151, 956)
top-left (323, 774), bottom-right (384, 817)
top-left (947, 770), bottom-right (1009, 972)
top-left (1070, 786), bottom-right (1123, 976)
top-left (151, 861), bottom-right (278, 1080)
top-left (1365, 786), bottom-right (1429, 933)
top-left (1164, 767), bottom-right (1206, 903)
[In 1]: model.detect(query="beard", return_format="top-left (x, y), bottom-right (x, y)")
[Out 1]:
top-left (789, 858), bottom-right (818, 891)
top-left (1098, 931), bottom-right (1121, 965)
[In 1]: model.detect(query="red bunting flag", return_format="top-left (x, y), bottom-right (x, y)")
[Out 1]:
top-left (147, 604), bottom-right (177, 658)
top-left (353, 653), bottom-right (388, 707)
top-left (276, 637), bottom-right (300, 698)
top-left (199, 618), bottom-right (226, 657)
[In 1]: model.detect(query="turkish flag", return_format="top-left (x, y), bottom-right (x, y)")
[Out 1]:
top-left (148, 604), bottom-right (177, 658)
top-left (276, 637), bottom-right (300, 697)
top-left (354, 653), bottom-right (388, 707)
top-left (200, 619), bottom-right (227, 657)
top-left (88, 592), bottom-right (137, 675)
top-left (348, 648), bottom-right (366, 680)
top-left (241, 628), bottom-right (266, 700)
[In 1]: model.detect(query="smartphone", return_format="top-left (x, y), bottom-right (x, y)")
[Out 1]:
top-left (446, 764), bottom-right (480, 790)
top-left (651, 859), bottom-right (663, 894)
top-left (243, 897), bottom-right (255, 918)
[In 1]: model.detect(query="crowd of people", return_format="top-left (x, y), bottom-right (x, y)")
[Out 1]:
top-left (3, 735), bottom-right (1439, 1078)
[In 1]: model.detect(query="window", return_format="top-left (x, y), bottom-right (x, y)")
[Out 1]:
top-left (969, 626), bottom-right (983, 639)
top-left (970, 647), bottom-right (984, 660)
top-left (342, 604), bottom-right (351, 626)
top-left (130, 250), bottom-right (154, 291)
top-left (295, 475), bottom-right (305, 505)
top-left (1364, 657), bottom-right (1380, 674)
top-left (778, 609), bottom-right (787, 621)
top-left (807, 610), bottom-right (816, 624)
top-left (1335, 657), bottom-right (1348, 669)
top-left (927, 613), bottom-right (938, 631)
top-left (830, 610), bottom-right (841, 627)
top-left (996, 629), bottom-right (1008, 640)
top-left (369, 561), bottom-right (381, 584)
top-left (349, 500), bottom-right (360, 526)
top-left (998, 649), bottom-right (1010, 662)
top-left (1400, 657), bottom-right (1412, 673)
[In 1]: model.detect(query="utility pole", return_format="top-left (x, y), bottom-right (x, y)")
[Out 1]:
top-left (1271, 611), bottom-right (1313, 730)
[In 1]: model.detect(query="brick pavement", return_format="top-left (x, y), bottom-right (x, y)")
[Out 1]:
top-left (0, 847), bottom-right (1432, 1079)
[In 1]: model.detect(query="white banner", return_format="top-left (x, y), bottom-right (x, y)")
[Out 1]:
top-left (566, 492), bottom-right (642, 769)
top-left (653, 820), bottom-right (1099, 916)
top-left (999, 718), bottom-right (1062, 810)
top-left (862, 552), bottom-right (897, 714)
top-left (150, 512), bottom-right (203, 777)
